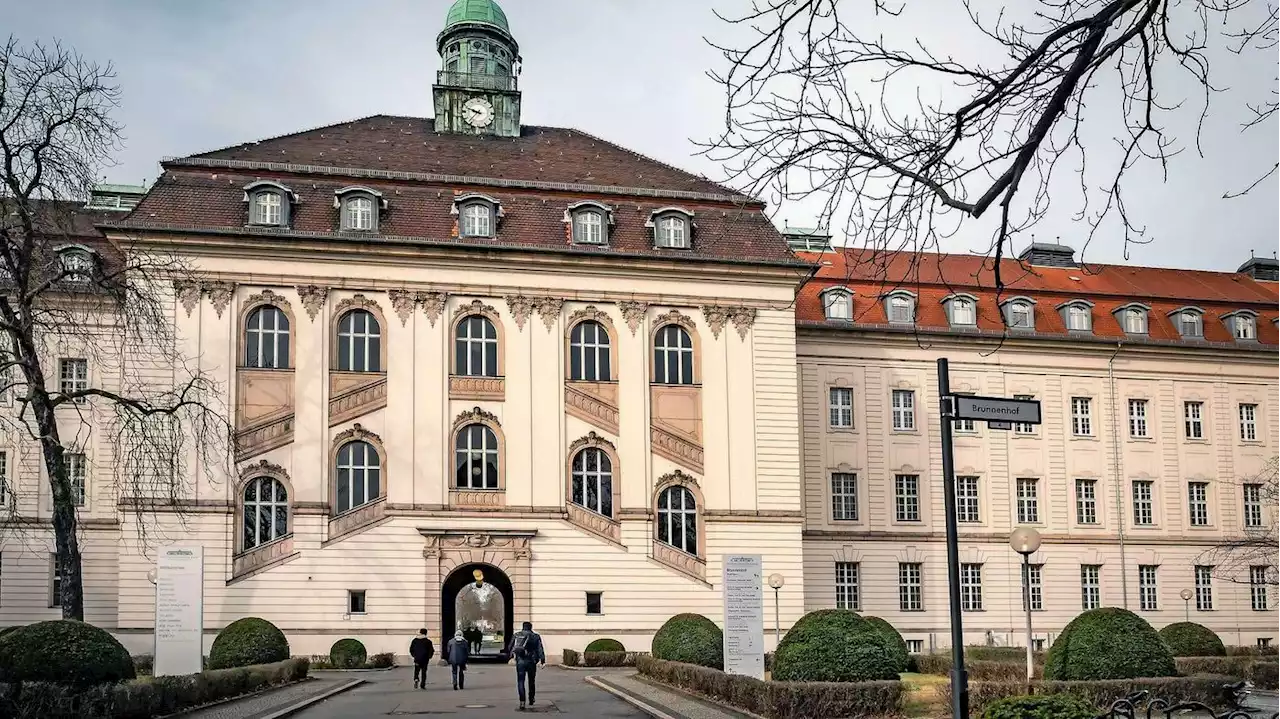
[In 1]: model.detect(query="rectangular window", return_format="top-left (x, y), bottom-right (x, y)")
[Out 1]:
top-left (1016, 478), bottom-right (1039, 523)
top-left (1071, 397), bottom-right (1092, 436)
top-left (952, 392), bottom-right (975, 433)
top-left (59, 358), bottom-right (87, 402)
top-left (829, 387), bottom-right (853, 428)
top-left (1184, 401), bottom-right (1204, 439)
top-left (1240, 403), bottom-right (1258, 441)
top-left (348, 589), bottom-right (366, 614)
top-left (892, 389), bottom-right (915, 431)
top-left (905, 639), bottom-right (924, 654)
top-left (1013, 394), bottom-right (1036, 434)
top-left (1128, 399), bottom-right (1149, 438)
top-left (1251, 566), bottom-right (1269, 611)
top-left (831, 472), bottom-right (858, 521)
top-left (1080, 565), bottom-right (1101, 610)
top-left (895, 474), bottom-right (920, 522)
top-left (1075, 479), bottom-right (1098, 525)
top-left (1139, 565), bottom-right (1158, 611)
top-left (1132, 480), bottom-right (1154, 526)
top-left (1259, 638), bottom-right (1273, 649)
top-left (951, 299), bottom-right (976, 326)
top-left (1188, 482), bottom-right (1209, 527)
top-left (1021, 563), bottom-right (1044, 611)
top-left (960, 563), bottom-right (983, 611)
top-left (835, 562), bottom-right (860, 610)
top-left (899, 562), bottom-right (923, 611)
top-left (586, 592), bottom-right (603, 616)
top-left (67, 452), bottom-right (86, 507)
top-left (1244, 483), bottom-right (1263, 528)
top-left (955, 476), bottom-right (981, 523)
top-left (1194, 566), bottom-right (1214, 611)
top-left (50, 554), bottom-right (61, 608)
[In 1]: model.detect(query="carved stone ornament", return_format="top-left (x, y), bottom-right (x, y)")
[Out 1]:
top-left (453, 405), bottom-right (500, 430)
top-left (654, 308), bottom-right (695, 333)
top-left (201, 281), bottom-right (235, 318)
top-left (453, 299), bottom-right (497, 323)
top-left (656, 468), bottom-right (699, 491)
top-left (173, 280), bottom-right (201, 317)
top-left (505, 295), bottom-right (534, 331)
top-left (296, 285), bottom-right (329, 321)
top-left (568, 305), bottom-right (613, 330)
top-left (730, 306), bottom-right (758, 340)
top-left (418, 291), bottom-right (448, 326)
top-left (569, 430), bottom-right (617, 455)
top-left (388, 290), bottom-right (416, 326)
top-left (334, 422), bottom-right (381, 445)
top-left (246, 288), bottom-right (288, 310)
top-left (618, 301), bottom-right (649, 335)
top-left (700, 305), bottom-right (730, 339)
top-left (535, 297), bottom-right (564, 331)
top-left (466, 533), bottom-right (492, 548)
top-left (334, 293), bottom-right (377, 318)
top-left (238, 458), bottom-right (288, 482)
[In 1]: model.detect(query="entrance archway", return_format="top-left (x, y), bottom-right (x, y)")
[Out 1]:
top-left (442, 563), bottom-right (514, 661)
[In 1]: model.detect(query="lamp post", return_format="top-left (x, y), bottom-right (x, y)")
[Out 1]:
top-left (768, 573), bottom-right (785, 653)
top-left (1180, 588), bottom-right (1194, 622)
top-left (1009, 527), bottom-right (1042, 688)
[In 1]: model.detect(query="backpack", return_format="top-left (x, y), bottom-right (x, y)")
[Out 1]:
top-left (512, 631), bottom-right (532, 659)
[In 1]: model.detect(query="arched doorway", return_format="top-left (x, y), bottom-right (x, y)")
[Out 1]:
top-left (441, 563), bottom-right (514, 661)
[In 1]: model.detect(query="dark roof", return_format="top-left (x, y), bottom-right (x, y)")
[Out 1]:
top-left (180, 115), bottom-right (748, 200)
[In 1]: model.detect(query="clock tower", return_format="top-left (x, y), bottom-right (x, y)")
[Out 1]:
top-left (433, 0), bottom-right (522, 137)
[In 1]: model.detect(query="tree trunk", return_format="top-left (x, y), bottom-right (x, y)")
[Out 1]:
top-left (33, 394), bottom-right (84, 621)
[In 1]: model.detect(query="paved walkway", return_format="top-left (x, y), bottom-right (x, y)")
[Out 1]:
top-left (183, 675), bottom-right (364, 719)
top-left (288, 665), bottom-right (650, 718)
top-left (589, 673), bottom-right (747, 719)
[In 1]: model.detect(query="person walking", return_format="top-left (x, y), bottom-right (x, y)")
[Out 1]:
top-left (510, 621), bottom-right (545, 711)
top-left (446, 629), bottom-right (469, 690)
top-left (409, 629), bottom-right (434, 689)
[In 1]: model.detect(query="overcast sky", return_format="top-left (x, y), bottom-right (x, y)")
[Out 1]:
top-left (8, 0), bottom-right (1276, 272)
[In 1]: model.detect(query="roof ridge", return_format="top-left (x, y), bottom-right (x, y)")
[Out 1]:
top-left (823, 247), bottom-right (1261, 280)
top-left (180, 113), bottom-right (400, 161)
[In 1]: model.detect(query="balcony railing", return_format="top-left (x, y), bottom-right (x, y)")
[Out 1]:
top-left (436, 71), bottom-right (517, 92)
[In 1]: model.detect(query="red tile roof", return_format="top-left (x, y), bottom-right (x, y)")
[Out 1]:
top-left (797, 248), bottom-right (1279, 347)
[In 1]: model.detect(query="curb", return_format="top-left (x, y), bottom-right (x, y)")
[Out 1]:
top-left (586, 676), bottom-right (677, 719)
top-left (311, 666), bottom-right (397, 673)
top-left (260, 678), bottom-right (366, 719)
top-left (160, 679), bottom-right (315, 719)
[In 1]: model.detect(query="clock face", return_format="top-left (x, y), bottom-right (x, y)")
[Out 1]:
top-left (462, 98), bottom-right (494, 128)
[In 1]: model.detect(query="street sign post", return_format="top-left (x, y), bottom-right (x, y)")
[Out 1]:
top-left (936, 361), bottom-right (1044, 719)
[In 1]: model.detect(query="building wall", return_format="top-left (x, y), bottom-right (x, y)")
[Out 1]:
top-left (798, 331), bottom-right (1278, 648)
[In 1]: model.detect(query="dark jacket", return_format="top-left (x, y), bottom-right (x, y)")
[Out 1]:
top-left (446, 637), bottom-right (469, 666)
top-left (409, 636), bottom-right (435, 664)
top-left (511, 629), bottom-right (545, 664)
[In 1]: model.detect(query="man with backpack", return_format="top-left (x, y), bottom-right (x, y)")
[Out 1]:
top-left (510, 621), bottom-right (545, 711)
top-left (408, 628), bottom-right (435, 689)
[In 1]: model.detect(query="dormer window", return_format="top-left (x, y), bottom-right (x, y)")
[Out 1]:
top-left (334, 187), bottom-right (385, 233)
top-left (822, 287), bottom-right (853, 321)
top-left (58, 247), bottom-right (93, 283)
top-left (1115, 304), bottom-right (1150, 335)
top-left (243, 181), bottom-right (296, 227)
top-left (648, 208), bottom-right (694, 249)
top-left (566, 202), bottom-right (613, 245)
top-left (1169, 307), bottom-right (1204, 338)
top-left (1001, 297), bottom-right (1036, 330)
top-left (942, 294), bottom-right (977, 327)
top-left (1224, 311), bottom-right (1258, 341)
top-left (884, 291), bottom-right (916, 325)
top-left (1058, 300), bottom-right (1094, 332)
top-left (453, 194), bottom-right (502, 238)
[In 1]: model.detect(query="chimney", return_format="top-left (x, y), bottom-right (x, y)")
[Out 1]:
top-left (1238, 255), bottom-right (1279, 281)
top-left (1018, 243), bottom-right (1077, 268)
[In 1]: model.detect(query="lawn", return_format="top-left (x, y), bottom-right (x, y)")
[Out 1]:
top-left (900, 672), bottom-right (949, 718)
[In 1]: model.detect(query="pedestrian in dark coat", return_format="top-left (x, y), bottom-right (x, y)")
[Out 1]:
top-left (445, 630), bottom-right (469, 689)
top-left (409, 629), bottom-right (435, 689)
top-left (510, 621), bottom-right (546, 710)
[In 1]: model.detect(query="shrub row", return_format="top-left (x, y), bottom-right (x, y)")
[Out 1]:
top-left (937, 674), bottom-right (1238, 717)
top-left (637, 656), bottom-right (903, 719)
top-left (913, 655), bottom-right (1043, 681)
top-left (1226, 645), bottom-right (1280, 657)
top-left (0, 658), bottom-right (309, 719)
top-left (307, 652), bottom-right (395, 670)
top-left (582, 651), bottom-right (648, 667)
top-left (1174, 657), bottom-right (1278, 690)
top-left (562, 648), bottom-right (580, 667)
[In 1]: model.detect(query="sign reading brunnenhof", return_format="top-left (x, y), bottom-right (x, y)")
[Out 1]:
top-left (722, 554), bottom-right (765, 679)
top-left (154, 545), bottom-right (204, 677)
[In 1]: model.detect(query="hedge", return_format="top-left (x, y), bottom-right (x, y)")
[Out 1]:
top-left (562, 648), bottom-right (580, 667)
top-left (584, 651), bottom-right (647, 667)
top-left (208, 618), bottom-right (290, 670)
top-left (773, 609), bottom-right (900, 682)
top-left (0, 658), bottom-right (309, 719)
top-left (0, 620), bottom-right (135, 687)
top-left (967, 646), bottom-right (1045, 662)
top-left (1226, 645), bottom-right (1280, 657)
top-left (637, 656), bottom-right (903, 719)
top-left (651, 613), bottom-right (724, 669)
top-left (585, 638), bottom-right (626, 653)
top-left (938, 675), bottom-right (1238, 717)
top-left (1158, 622), bottom-right (1226, 657)
top-left (981, 693), bottom-right (1097, 719)
top-left (1044, 608), bottom-right (1176, 680)
top-left (913, 655), bottom-right (1043, 681)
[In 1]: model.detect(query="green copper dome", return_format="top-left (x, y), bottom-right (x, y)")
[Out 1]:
top-left (444, 0), bottom-right (509, 32)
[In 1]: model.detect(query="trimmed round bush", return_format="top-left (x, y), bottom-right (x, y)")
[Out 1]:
top-left (208, 617), bottom-right (290, 670)
top-left (1044, 608), bottom-right (1176, 680)
top-left (864, 616), bottom-right (909, 673)
top-left (329, 638), bottom-right (368, 668)
top-left (0, 625), bottom-right (22, 639)
top-left (981, 694), bottom-right (1097, 719)
top-left (0, 620), bottom-right (134, 686)
top-left (1159, 622), bottom-right (1226, 657)
top-left (586, 638), bottom-right (626, 653)
top-left (772, 609), bottom-right (901, 682)
top-left (651, 613), bottom-right (723, 669)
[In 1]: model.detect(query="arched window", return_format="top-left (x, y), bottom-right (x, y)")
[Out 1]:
top-left (1008, 301), bottom-right (1033, 329)
top-left (59, 248), bottom-right (93, 283)
top-left (345, 196), bottom-right (374, 231)
top-left (653, 324), bottom-right (694, 384)
top-left (657, 485), bottom-right (697, 555)
top-left (462, 203), bottom-right (493, 237)
top-left (571, 447), bottom-right (613, 518)
top-left (573, 210), bottom-right (604, 244)
top-left (455, 423), bottom-right (500, 490)
top-left (252, 191), bottom-right (282, 225)
top-left (656, 216), bottom-right (688, 248)
top-left (454, 315), bottom-right (499, 377)
top-left (1122, 307), bottom-right (1148, 334)
top-left (1065, 303), bottom-right (1092, 331)
top-left (244, 305), bottom-right (290, 369)
top-left (242, 476), bottom-right (288, 550)
top-left (335, 440), bottom-right (381, 513)
top-left (949, 298), bottom-right (976, 326)
top-left (337, 309), bottom-right (382, 372)
top-left (886, 294), bottom-right (915, 324)
top-left (569, 320), bottom-right (611, 381)
top-left (824, 289), bottom-right (852, 321)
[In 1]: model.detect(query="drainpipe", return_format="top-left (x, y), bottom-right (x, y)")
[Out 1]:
top-left (1107, 342), bottom-right (1128, 608)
